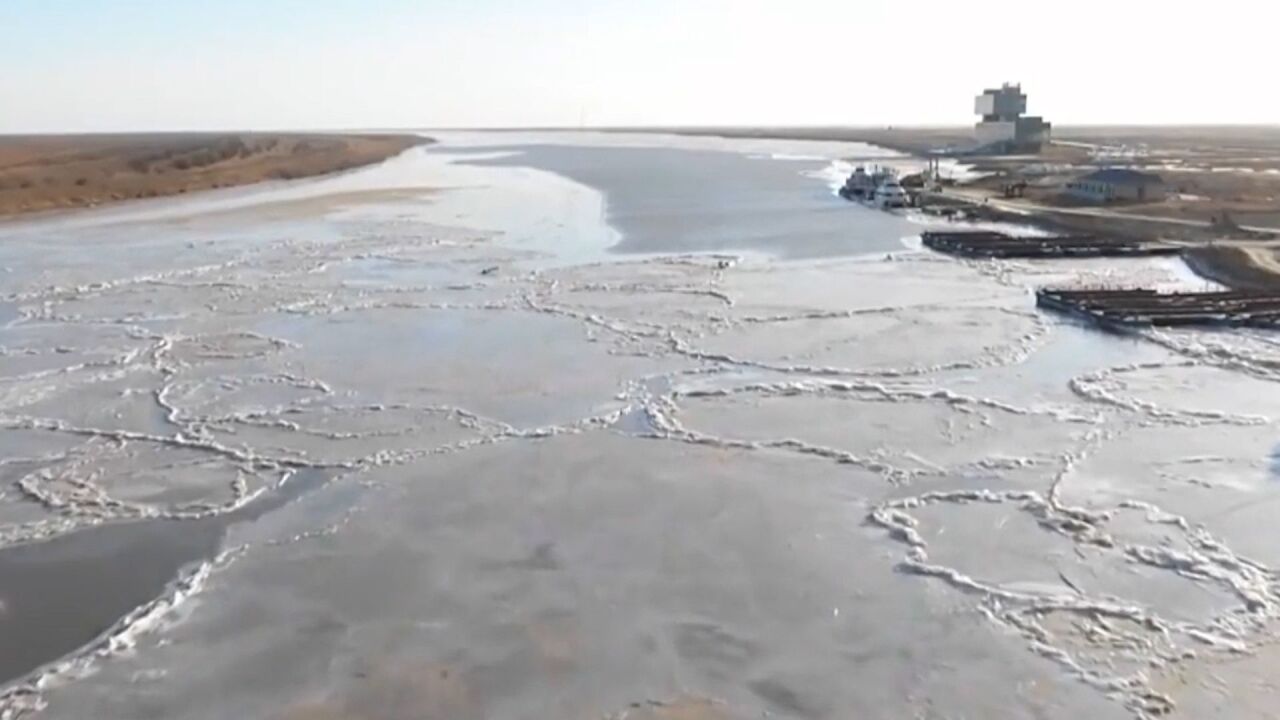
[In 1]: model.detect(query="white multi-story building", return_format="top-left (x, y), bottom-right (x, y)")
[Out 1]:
top-left (974, 83), bottom-right (1051, 153)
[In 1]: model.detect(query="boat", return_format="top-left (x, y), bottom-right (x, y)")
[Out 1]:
top-left (873, 178), bottom-right (910, 209)
top-left (839, 165), bottom-right (909, 209)
top-left (838, 166), bottom-right (877, 200)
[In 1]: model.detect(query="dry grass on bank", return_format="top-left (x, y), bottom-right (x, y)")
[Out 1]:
top-left (0, 132), bottom-right (429, 216)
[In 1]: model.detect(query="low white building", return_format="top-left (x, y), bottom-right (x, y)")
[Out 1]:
top-left (1066, 168), bottom-right (1166, 203)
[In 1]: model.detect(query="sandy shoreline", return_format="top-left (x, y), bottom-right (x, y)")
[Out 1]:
top-left (0, 133), bottom-right (430, 217)
top-left (1182, 245), bottom-right (1280, 291)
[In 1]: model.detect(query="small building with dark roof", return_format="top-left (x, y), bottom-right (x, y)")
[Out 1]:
top-left (1066, 168), bottom-right (1166, 203)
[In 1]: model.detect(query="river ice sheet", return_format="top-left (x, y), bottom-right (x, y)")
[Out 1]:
top-left (2, 133), bottom-right (1280, 720)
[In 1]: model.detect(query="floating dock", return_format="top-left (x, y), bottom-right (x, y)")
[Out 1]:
top-left (1036, 288), bottom-right (1280, 328)
top-left (920, 230), bottom-right (1180, 259)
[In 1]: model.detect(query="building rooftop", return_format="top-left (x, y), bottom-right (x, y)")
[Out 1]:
top-left (1078, 168), bottom-right (1165, 186)
top-left (980, 83), bottom-right (1023, 95)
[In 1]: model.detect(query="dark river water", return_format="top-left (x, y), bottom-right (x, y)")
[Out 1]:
top-left (470, 143), bottom-right (915, 257)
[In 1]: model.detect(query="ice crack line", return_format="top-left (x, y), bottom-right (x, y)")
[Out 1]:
top-left (868, 443), bottom-right (1280, 718)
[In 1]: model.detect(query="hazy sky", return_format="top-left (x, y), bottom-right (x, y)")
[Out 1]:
top-left (2, 0), bottom-right (1276, 132)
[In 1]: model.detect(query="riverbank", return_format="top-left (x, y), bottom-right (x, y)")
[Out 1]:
top-left (1183, 245), bottom-right (1280, 291)
top-left (928, 195), bottom-right (1280, 290)
top-left (611, 125), bottom-right (974, 156)
top-left (635, 125), bottom-right (1280, 289)
top-left (0, 133), bottom-right (429, 216)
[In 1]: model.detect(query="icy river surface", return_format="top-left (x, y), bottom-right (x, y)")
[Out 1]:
top-left (2, 131), bottom-right (1280, 720)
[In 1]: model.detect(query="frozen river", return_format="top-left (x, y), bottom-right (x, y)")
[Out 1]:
top-left (2, 131), bottom-right (1280, 720)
